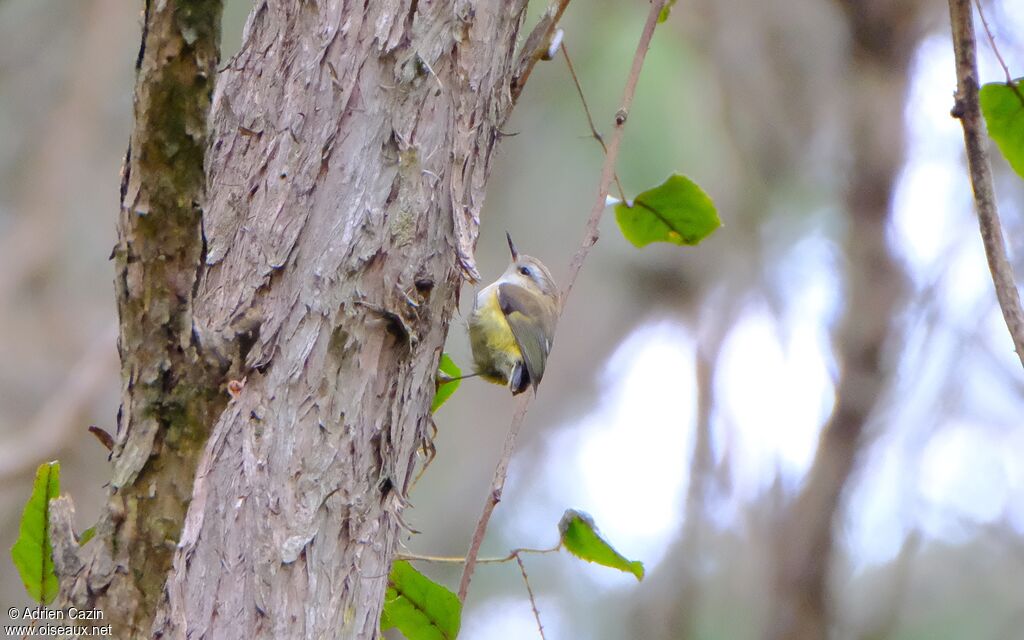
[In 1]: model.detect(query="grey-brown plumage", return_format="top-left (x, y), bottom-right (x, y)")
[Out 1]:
top-left (468, 233), bottom-right (559, 394)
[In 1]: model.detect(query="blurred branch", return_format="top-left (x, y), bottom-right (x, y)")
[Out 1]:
top-left (458, 0), bottom-right (671, 603)
top-left (0, 218), bottom-right (54, 305)
top-left (860, 531), bottom-right (920, 640)
top-left (0, 0), bottom-right (127, 310)
top-left (0, 325), bottom-right (118, 485)
top-left (630, 300), bottom-right (739, 639)
top-left (768, 3), bottom-right (918, 637)
top-left (948, 0), bottom-right (1024, 369)
top-left (667, 317), bottom-right (731, 636)
top-left (981, 519), bottom-right (1024, 570)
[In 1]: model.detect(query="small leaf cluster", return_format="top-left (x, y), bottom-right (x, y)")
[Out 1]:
top-left (381, 509), bottom-right (643, 639)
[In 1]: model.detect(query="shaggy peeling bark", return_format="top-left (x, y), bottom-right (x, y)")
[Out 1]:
top-left (52, 1), bottom-right (542, 638)
top-left (55, 2), bottom-right (226, 637)
top-left (147, 2), bottom-right (531, 638)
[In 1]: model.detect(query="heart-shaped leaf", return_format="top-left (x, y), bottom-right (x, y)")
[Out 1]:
top-left (615, 174), bottom-right (720, 248)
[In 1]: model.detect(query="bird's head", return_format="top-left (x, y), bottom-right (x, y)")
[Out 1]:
top-left (501, 232), bottom-right (559, 304)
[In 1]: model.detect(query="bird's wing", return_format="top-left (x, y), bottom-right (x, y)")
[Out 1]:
top-left (498, 283), bottom-right (555, 391)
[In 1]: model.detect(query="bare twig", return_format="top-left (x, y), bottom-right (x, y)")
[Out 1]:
top-left (948, 0), bottom-right (1024, 368)
top-left (458, 0), bottom-right (671, 603)
top-left (511, 0), bottom-right (574, 103)
top-left (0, 0), bottom-right (128, 309)
top-left (561, 41), bottom-right (628, 203)
top-left (972, 0), bottom-right (1013, 85)
top-left (458, 393), bottom-right (530, 600)
top-left (515, 553), bottom-right (548, 640)
top-left (398, 544), bottom-right (560, 565)
top-left (402, 545), bottom-right (555, 639)
top-left (561, 0), bottom-right (667, 302)
top-left (971, 0), bottom-right (1024, 108)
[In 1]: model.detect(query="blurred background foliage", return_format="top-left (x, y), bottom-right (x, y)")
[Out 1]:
top-left (1, 0), bottom-right (1023, 638)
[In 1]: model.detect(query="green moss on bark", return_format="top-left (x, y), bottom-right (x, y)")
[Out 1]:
top-left (96, 1), bottom-right (228, 637)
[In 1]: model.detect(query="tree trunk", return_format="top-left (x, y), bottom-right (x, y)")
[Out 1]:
top-left (767, 2), bottom-right (923, 638)
top-left (56, 1), bottom-right (540, 638)
top-left (55, 1), bottom-right (228, 636)
top-left (154, 2), bottom-right (532, 635)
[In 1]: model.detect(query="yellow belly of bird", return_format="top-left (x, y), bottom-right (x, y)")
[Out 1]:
top-left (469, 285), bottom-right (522, 386)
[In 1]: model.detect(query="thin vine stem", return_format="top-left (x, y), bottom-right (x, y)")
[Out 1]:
top-left (457, 0), bottom-right (672, 603)
top-left (948, 0), bottom-right (1024, 368)
top-left (398, 544), bottom-right (561, 565)
top-left (972, 0), bottom-right (1024, 105)
top-left (516, 553), bottom-right (547, 640)
top-left (561, 41), bottom-right (628, 203)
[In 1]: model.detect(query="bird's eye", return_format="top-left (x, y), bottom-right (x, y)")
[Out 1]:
top-left (519, 266), bottom-right (530, 276)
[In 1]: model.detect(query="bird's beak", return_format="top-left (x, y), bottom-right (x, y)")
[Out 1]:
top-left (506, 231), bottom-right (519, 261)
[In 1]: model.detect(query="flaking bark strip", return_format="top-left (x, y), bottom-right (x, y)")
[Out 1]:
top-left (56, 2), bottom-right (229, 638)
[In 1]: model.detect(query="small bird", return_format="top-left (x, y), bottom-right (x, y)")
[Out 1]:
top-left (468, 233), bottom-right (560, 394)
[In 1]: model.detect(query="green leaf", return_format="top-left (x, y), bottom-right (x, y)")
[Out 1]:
top-left (658, 0), bottom-right (678, 23)
top-left (615, 173), bottom-right (720, 248)
top-left (558, 509), bottom-right (644, 581)
top-left (432, 353), bottom-right (462, 413)
top-left (10, 461), bottom-right (61, 604)
top-left (79, 526), bottom-right (96, 546)
top-left (380, 560), bottom-right (461, 639)
top-left (980, 80), bottom-right (1024, 180)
